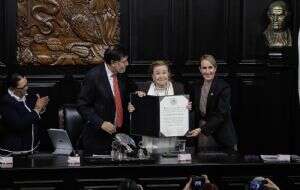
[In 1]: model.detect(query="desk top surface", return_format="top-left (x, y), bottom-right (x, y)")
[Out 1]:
top-left (1, 153), bottom-right (299, 170)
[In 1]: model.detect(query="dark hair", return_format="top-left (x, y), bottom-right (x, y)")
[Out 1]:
top-left (104, 46), bottom-right (128, 65)
top-left (6, 73), bottom-right (25, 89)
top-left (118, 179), bottom-right (142, 190)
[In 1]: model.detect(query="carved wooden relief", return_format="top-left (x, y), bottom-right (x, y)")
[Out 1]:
top-left (17, 0), bottom-right (120, 65)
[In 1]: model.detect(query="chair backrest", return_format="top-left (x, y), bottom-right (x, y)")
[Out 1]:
top-left (63, 104), bottom-right (84, 149)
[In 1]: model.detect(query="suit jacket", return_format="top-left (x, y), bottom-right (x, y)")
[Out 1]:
top-left (190, 77), bottom-right (237, 151)
top-left (0, 93), bottom-right (40, 152)
top-left (139, 81), bottom-right (185, 95)
top-left (77, 64), bottom-right (136, 154)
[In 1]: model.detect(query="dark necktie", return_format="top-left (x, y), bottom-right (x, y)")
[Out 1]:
top-left (112, 74), bottom-right (123, 128)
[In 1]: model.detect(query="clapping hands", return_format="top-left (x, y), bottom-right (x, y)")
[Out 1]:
top-left (34, 94), bottom-right (49, 114)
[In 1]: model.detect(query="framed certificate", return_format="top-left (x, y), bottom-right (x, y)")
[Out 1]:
top-left (130, 94), bottom-right (189, 137)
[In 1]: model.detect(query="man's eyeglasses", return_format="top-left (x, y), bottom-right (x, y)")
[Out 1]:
top-left (16, 84), bottom-right (28, 90)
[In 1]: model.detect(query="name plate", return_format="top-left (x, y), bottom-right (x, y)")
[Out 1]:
top-left (0, 156), bottom-right (13, 164)
top-left (68, 156), bottom-right (80, 165)
top-left (177, 153), bottom-right (191, 161)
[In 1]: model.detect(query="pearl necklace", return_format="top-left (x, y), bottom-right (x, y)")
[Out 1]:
top-left (154, 82), bottom-right (170, 96)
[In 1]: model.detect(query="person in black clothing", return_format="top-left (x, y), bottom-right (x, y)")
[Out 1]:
top-left (0, 73), bottom-right (49, 154)
top-left (128, 60), bottom-right (191, 154)
top-left (77, 46), bottom-right (137, 154)
top-left (186, 54), bottom-right (237, 153)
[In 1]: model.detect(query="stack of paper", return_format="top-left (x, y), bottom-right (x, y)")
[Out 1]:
top-left (260, 154), bottom-right (290, 163)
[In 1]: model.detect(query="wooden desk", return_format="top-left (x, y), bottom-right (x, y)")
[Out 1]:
top-left (1, 154), bottom-right (300, 190)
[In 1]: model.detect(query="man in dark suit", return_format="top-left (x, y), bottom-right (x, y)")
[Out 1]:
top-left (77, 47), bottom-right (136, 154)
top-left (0, 73), bottom-right (49, 154)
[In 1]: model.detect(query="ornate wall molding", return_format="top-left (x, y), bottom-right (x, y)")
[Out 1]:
top-left (17, 0), bottom-right (120, 66)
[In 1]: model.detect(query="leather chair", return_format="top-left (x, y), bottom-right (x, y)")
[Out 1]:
top-left (63, 104), bottom-right (84, 150)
